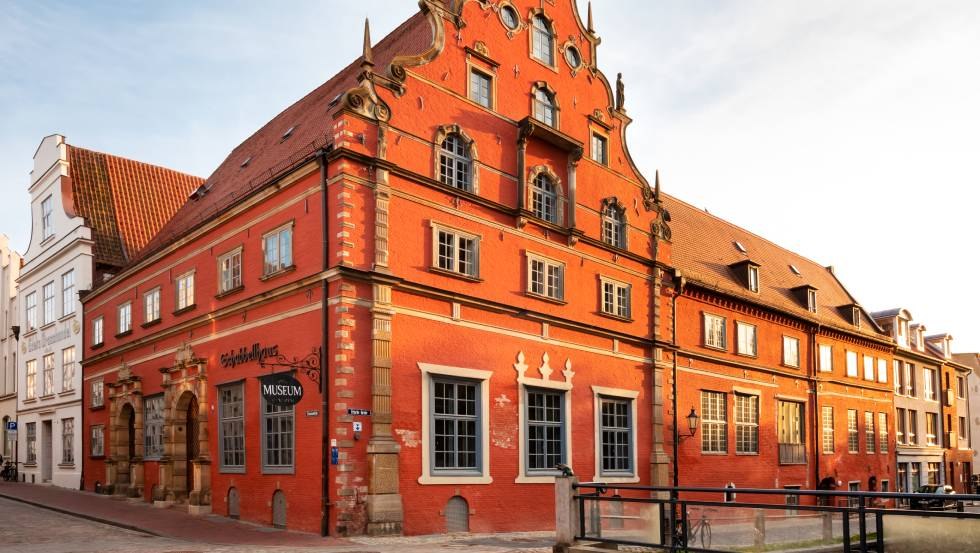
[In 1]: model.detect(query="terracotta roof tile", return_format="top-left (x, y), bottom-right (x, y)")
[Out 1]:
top-left (136, 12), bottom-right (431, 261)
top-left (663, 194), bottom-right (887, 339)
top-left (66, 145), bottom-right (204, 268)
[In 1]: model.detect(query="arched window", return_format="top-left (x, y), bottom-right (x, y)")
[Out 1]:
top-left (439, 133), bottom-right (472, 191)
top-left (531, 173), bottom-right (558, 223)
top-left (531, 15), bottom-right (554, 65)
top-left (533, 88), bottom-right (556, 127)
top-left (602, 203), bottom-right (626, 248)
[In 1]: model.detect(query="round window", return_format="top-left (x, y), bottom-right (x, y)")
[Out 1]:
top-left (500, 5), bottom-right (520, 30)
top-left (564, 45), bottom-right (582, 69)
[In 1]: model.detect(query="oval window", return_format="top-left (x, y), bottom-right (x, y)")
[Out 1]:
top-left (564, 45), bottom-right (582, 69)
top-left (500, 5), bottom-right (520, 30)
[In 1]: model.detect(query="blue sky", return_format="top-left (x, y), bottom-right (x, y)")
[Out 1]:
top-left (1, 1), bottom-right (978, 351)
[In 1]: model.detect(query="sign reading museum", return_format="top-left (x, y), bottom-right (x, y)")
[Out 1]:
top-left (259, 372), bottom-right (304, 406)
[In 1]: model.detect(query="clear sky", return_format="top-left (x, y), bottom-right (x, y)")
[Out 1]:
top-left (1, 1), bottom-right (977, 351)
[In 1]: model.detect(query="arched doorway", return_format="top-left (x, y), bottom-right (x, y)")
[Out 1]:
top-left (171, 391), bottom-right (206, 504)
top-left (272, 490), bottom-right (287, 528)
top-left (228, 487), bottom-right (240, 519)
top-left (116, 404), bottom-right (136, 493)
top-left (445, 495), bottom-right (469, 533)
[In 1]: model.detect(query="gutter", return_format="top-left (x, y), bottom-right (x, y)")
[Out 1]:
top-left (317, 146), bottom-right (333, 537)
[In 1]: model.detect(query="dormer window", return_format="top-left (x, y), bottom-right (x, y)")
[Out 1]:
top-left (531, 15), bottom-right (555, 66)
top-left (852, 307), bottom-right (861, 328)
top-left (807, 289), bottom-right (818, 313)
top-left (730, 260), bottom-right (760, 293)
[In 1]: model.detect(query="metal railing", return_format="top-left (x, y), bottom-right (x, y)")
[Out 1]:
top-left (570, 482), bottom-right (980, 553)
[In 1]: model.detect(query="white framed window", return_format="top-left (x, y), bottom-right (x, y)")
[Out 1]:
top-left (25, 359), bottom-right (36, 400)
top-left (736, 322), bottom-right (757, 357)
top-left (61, 346), bottom-right (75, 392)
top-left (701, 390), bottom-right (727, 453)
top-left (144, 288), bottom-right (160, 323)
top-left (807, 289), bottom-right (818, 313)
top-left (847, 409), bottom-right (859, 453)
top-left (90, 425), bottom-right (104, 457)
top-left (896, 407), bottom-right (905, 444)
top-left (469, 68), bottom-right (492, 108)
top-left (41, 195), bottom-right (53, 240)
top-left (591, 133), bottom-right (608, 165)
top-left (175, 272), bottom-right (195, 310)
top-left (218, 248), bottom-right (243, 293)
top-left (703, 313), bottom-right (726, 349)
top-left (92, 316), bottom-right (104, 346)
top-left (42, 282), bottom-right (54, 325)
top-left (25, 423), bottom-right (36, 464)
top-left (262, 224), bottom-right (293, 275)
top-left (61, 270), bottom-right (75, 317)
top-left (747, 265), bottom-right (760, 293)
top-left (600, 277), bottom-right (630, 319)
top-left (821, 406), bottom-right (834, 454)
top-left (42, 353), bottom-right (54, 396)
top-left (601, 203), bottom-right (626, 248)
top-left (533, 87), bottom-right (557, 127)
top-left (863, 355), bottom-right (874, 381)
top-left (879, 412), bottom-right (888, 453)
top-left (894, 360), bottom-right (903, 394)
top-left (876, 358), bottom-right (887, 383)
top-left (907, 410), bottom-right (918, 445)
top-left (25, 291), bottom-right (37, 331)
top-left (819, 344), bottom-right (833, 372)
top-left (526, 253), bottom-right (564, 301)
top-left (734, 393), bottom-right (758, 454)
top-left (905, 363), bottom-right (916, 396)
top-left (923, 368), bottom-right (937, 401)
top-left (91, 379), bottom-right (104, 408)
top-left (431, 223), bottom-right (479, 278)
top-left (592, 385), bottom-right (639, 483)
top-left (531, 15), bottom-right (555, 66)
top-left (925, 412), bottom-right (938, 445)
top-left (865, 411), bottom-right (875, 454)
top-left (61, 418), bottom-right (74, 464)
top-left (418, 362), bottom-right (492, 485)
top-left (117, 302), bottom-right (131, 334)
top-left (777, 400), bottom-right (805, 464)
top-left (846, 351), bottom-right (858, 377)
top-left (525, 388), bottom-right (566, 474)
top-left (438, 133), bottom-right (473, 191)
top-left (530, 172), bottom-right (558, 223)
top-left (782, 336), bottom-right (800, 367)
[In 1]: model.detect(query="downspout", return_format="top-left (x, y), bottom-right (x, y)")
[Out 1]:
top-left (318, 147), bottom-right (332, 537)
top-left (671, 271), bottom-right (683, 488)
top-left (811, 325), bottom-right (820, 491)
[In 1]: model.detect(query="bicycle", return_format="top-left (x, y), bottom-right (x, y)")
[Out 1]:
top-left (685, 509), bottom-right (712, 549)
top-left (1, 460), bottom-right (19, 482)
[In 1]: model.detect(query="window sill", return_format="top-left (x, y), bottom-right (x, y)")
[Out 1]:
top-left (700, 451), bottom-right (729, 456)
top-left (114, 330), bottom-right (133, 339)
top-left (89, 404), bottom-right (105, 411)
top-left (40, 322), bottom-right (57, 331)
top-left (736, 352), bottom-right (759, 359)
top-left (592, 474), bottom-right (639, 485)
top-left (418, 474), bottom-right (492, 485)
top-left (22, 329), bottom-right (37, 338)
top-left (782, 364), bottom-right (801, 370)
top-left (91, 342), bottom-right (104, 350)
top-left (172, 304), bottom-right (197, 316)
top-left (39, 394), bottom-right (55, 400)
top-left (598, 311), bottom-right (633, 323)
top-left (260, 265), bottom-right (296, 282)
top-left (40, 235), bottom-right (56, 246)
top-left (215, 285), bottom-right (245, 300)
top-left (779, 462), bottom-right (808, 466)
top-left (140, 318), bottom-right (162, 329)
top-left (23, 462), bottom-right (37, 468)
top-left (59, 313), bottom-right (76, 322)
top-left (529, 55), bottom-right (559, 74)
top-left (24, 398), bottom-right (37, 404)
top-left (429, 267), bottom-right (482, 283)
top-left (261, 467), bottom-right (296, 475)
top-left (525, 291), bottom-right (566, 305)
top-left (89, 455), bottom-right (105, 460)
top-left (219, 467), bottom-right (247, 474)
top-left (515, 473), bottom-right (562, 484)
top-left (57, 390), bottom-right (75, 397)
top-left (703, 343), bottom-right (727, 352)
top-left (735, 452), bottom-right (760, 456)
top-left (57, 463), bottom-right (75, 469)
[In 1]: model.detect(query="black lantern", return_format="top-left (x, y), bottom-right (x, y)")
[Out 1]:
top-left (686, 407), bottom-right (700, 437)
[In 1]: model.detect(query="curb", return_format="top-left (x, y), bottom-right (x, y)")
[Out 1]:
top-left (0, 490), bottom-right (165, 538)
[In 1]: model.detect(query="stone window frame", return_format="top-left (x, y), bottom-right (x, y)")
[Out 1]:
top-left (25, 290), bottom-right (37, 331)
top-left (735, 321), bottom-right (757, 358)
top-left (703, 312), bottom-right (727, 350)
top-left (25, 359), bottom-right (37, 400)
top-left (117, 301), bottom-right (132, 334)
top-left (525, 250), bottom-right (565, 302)
top-left (598, 275), bottom-right (631, 320)
top-left (429, 220), bottom-right (481, 279)
top-left (530, 82), bottom-right (560, 128)
top-left (41, 195), bottom-right (54, 240)
top-left (496, 1), bottom-right (525, 37)
top-left (217, 246), bottom-right (244, 295)
top-left (523, 387), bottom-right (566, 476)
top-left (467, 65), bottom-right (495, 110)
top-left (91, 378), bottom-right (104, 408)
top-left (218, 380), bottom-right (246, 473)
top-left (599, 196), bottom-right (627, 249)
top-left (527, 11), bottom-right (557, 69)
top-left (61, 269), bottom-right (75, 317)
top-left (432, 124), bottom-right (479, 194)
top-left (700, 390), bottom-right (728, 454)
top-left (175, 270), bottom-right (196, 311)
top-left (61, 417), bottom-right (74, 465)
top-left (513, 351), bottom-right (574, 484)
top-left (734, 392), bottom-right (759, 455)
top-left (61, 346), bottom-right (75, 393)
top-left (592, 385), bottom-right (640, 483)
top-left (41, 281), bottom-right (55, 326)
top-left (417, 362), bottom-right (493, 485)
top-left (527, 165), bottom-right (565, 225)
top-left (92, 316), bottom-right (103, 346)
top-left (42, 353), bottom-right (55, 397)
top-left (90, 424), bottom-right (104, 457)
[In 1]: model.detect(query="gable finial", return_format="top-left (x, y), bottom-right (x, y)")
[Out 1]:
top-left (654, 170), bottom-right (662, 203)
top-left (587, 1), bottom-right (595, 34)
top-left (362, 18), bottom-right (374, 68)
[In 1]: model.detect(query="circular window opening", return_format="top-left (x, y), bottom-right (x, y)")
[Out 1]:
top-left (500, 5), bottom-right (520, 30)
top-left (564, 46), bottom-right (582, 69)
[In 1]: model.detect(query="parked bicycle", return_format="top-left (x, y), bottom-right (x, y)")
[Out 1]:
top-left (679, 508), bottom-right (712, 549)
top-left (1, 459), bottom-right (19, 482)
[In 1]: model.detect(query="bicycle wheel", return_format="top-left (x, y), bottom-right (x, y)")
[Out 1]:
top-left (700, 521), bottom-right (712, 549)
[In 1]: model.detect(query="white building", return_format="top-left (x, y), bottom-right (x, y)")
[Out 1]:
top-left (955, 352), bottom-right (980, 489)
top-left (17, 135), bottom-right (200, 488)
top-left (0, 236), bottom-right (22, 461)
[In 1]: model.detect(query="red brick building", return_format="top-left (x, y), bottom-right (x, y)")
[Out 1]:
top-left (662, 196), bottom-right (895, 503)
top-left (82, 0), bottom-right (674, 536)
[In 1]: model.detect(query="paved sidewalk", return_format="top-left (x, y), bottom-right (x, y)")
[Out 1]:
top-left (0, 481), bottom-right (346, 548)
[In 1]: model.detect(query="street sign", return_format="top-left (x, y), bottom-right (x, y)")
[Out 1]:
top-left (347, 408), bottom-right (371, 416)
top-left (4, 421), bottom-right (15, 431)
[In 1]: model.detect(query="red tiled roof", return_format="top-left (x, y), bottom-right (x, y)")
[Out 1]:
top-left (663, 194), bottom-right (887, 339)
top-left (136, 12), bottom-right (432, 261)
top-left (66, 145), bottom-right (204, 268)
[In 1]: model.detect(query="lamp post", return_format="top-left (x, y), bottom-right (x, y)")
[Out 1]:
top-left (679, 407), bottom-right (700, 440)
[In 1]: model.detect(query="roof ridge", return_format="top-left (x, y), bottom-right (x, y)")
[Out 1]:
top-left (663, 192), bottom-right (834, 276)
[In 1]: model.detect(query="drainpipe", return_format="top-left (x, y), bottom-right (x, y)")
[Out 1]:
top-left (318, 147), bottom-right (332, 537)
top-left (671, 270), bottom-right (684, 488)
top-left (811, 325), bottom-right (820, 492)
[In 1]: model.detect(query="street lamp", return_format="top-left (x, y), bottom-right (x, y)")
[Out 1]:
top-left (679, 407), bottom-right (700, 440)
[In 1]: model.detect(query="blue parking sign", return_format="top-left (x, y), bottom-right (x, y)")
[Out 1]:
top-left (5, 421), bottom-right (15, 431)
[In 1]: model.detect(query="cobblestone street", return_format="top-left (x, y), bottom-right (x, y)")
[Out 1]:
top-left (0, 497), bottom-right (554, 553)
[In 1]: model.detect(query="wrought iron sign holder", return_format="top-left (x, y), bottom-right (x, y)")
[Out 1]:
top-left (259, 347), bottom-right (322, 385)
